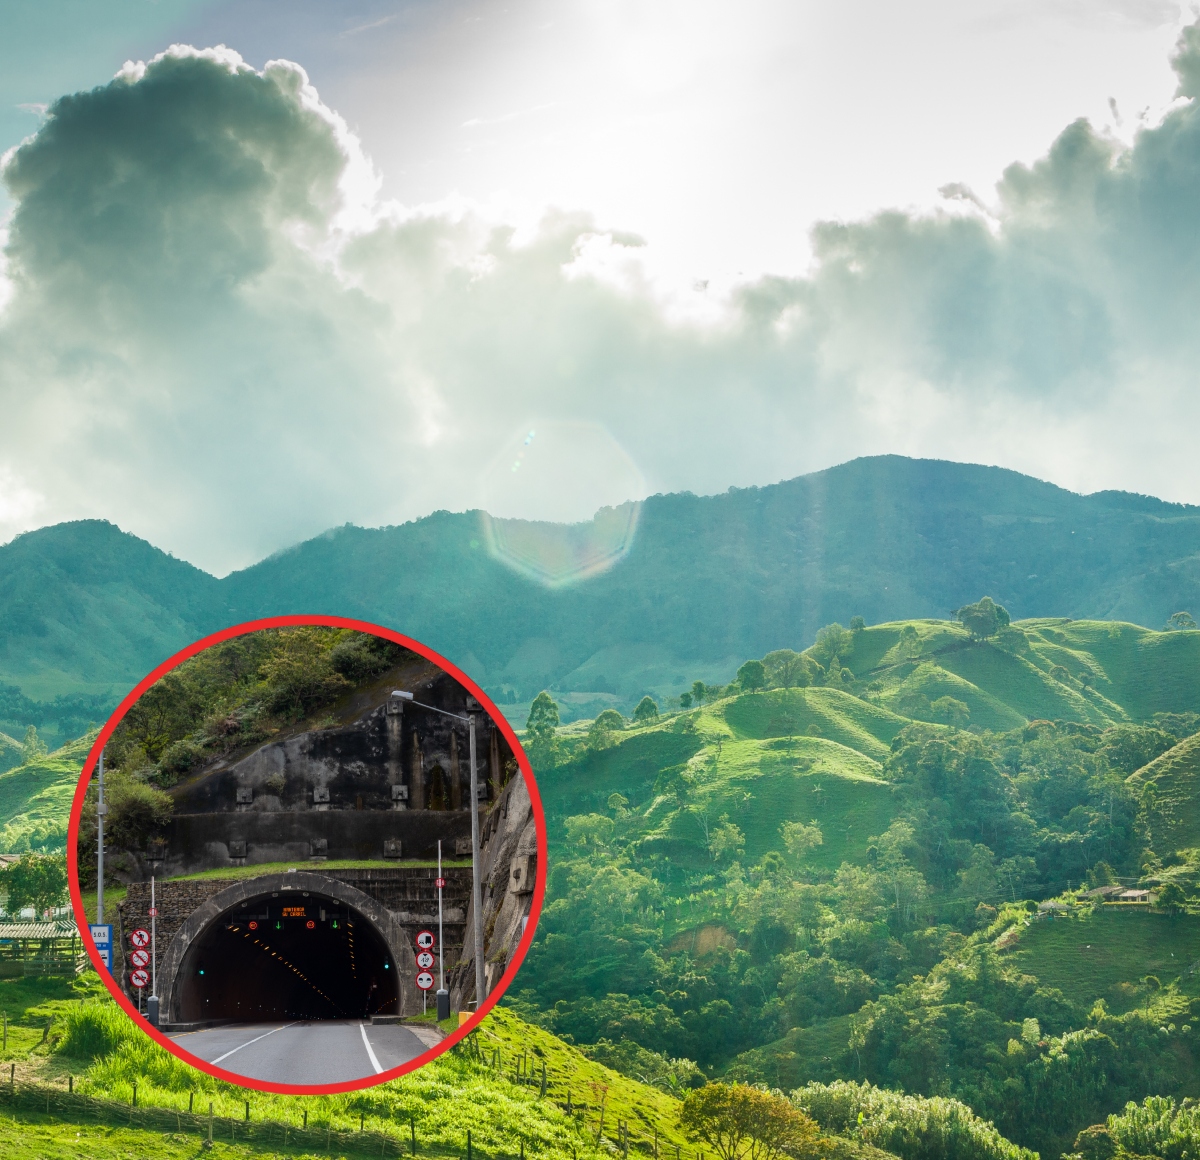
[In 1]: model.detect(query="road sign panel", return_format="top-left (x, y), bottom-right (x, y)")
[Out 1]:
top-left (130, 928), bottom-right (150, 948)
top-left (89, 924), bottom-right (112, 950)
top-left (435, 877), bottom-right (446, 889)
top-left (97, 948), bottom-right (112, 972)
top-left (416, 971), bottom-right (434, 990)
top-left (415, 930), bottom-right (435, 950)
top-left (416, 950), bottom-right (434, 969)
top-left (130, 968), bottom-right (149, 989)
top-left (148, 908), bottom-right (158, 917)
top-left (130, 948), bottom-right (150, 969)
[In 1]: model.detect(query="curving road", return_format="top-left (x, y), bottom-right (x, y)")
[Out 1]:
top-left (168, 1020), bottom-right (435, 1085)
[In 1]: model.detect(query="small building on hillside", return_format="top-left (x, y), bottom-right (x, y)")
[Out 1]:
top-left (1081, 885), bottom-right (1124, 900)
top-left (1118, 889), bottom-right (1155, 903)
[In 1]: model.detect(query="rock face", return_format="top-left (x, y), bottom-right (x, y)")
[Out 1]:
top-left (448, 770), bottom-right (539, 1011)
top-left (132, 660), bottom-right (516, 878)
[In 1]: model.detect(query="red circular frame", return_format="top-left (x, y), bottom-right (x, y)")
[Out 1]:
top-left (66, 614), bottom-right (548, 1095)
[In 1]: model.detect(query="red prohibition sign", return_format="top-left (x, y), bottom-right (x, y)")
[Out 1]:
top-left (416, 950), bottom-right (434, 970)
top-left (415, 971), bottom-right (435, 990)
top-left (129, 949), bottom-right (150, 969)
top-left (130, 968), bottom-right (149, 989)
top-left (66, 614), bottom-right (548, 1097)
top-left (415, 930), bottom-right (435, 950)
top-left (130, 928), bottom-right (150, 948)
top-left (435, 877), bottom-right (446, 888)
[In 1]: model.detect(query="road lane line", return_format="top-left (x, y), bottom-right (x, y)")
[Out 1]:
top-left (359, 1022), bottom-right (384, 1074)
top-left (211, 1022), bottom-right (298, 1065)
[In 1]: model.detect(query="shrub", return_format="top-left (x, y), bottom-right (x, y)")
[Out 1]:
top-left (56, 1001), bottom-right (141, 1060)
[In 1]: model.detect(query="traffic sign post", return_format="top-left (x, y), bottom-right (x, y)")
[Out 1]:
top-left (148, 877), bottom-right (159, 1029)
top-left (89, 924), bottom-right (113, 974)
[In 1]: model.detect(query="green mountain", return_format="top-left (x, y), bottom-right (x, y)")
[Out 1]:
top-left (511, 615), bottom-right (1200, 1158)
top-left (6, 456), bottom-right (1200, 728)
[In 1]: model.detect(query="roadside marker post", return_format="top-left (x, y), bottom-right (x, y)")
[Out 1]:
top-left (89, 924), bottom-right (113, 973)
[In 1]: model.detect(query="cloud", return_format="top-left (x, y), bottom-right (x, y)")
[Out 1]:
top-left (5, 31), bottom-right (1200, 573)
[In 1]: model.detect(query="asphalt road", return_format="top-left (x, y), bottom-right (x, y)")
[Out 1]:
top-left (168, 1020), bottom-right (433, 1085)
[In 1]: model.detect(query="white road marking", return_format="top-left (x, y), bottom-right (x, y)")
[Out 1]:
top-left (210, 1022), bottom-right (298, 1065)
top-left (360, 1022), bottom-right (384, 1074)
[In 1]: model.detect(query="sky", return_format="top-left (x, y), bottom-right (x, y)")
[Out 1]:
top-left (0, 0), bottom-right (1198, 574)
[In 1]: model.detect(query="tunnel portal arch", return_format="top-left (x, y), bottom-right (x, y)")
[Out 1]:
top-left (159, 872), bottom-right (410, 1025)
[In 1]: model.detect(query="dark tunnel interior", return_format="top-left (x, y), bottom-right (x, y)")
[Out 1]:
top-left (176, 892), bottom-right (399, 1023)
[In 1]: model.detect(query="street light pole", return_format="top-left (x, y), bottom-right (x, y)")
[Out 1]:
top-left (468, 712), bottom-right (485, 1009)
top-left (390, 691), bottom-right (489, 1013)
top-left (96, 748), bottom-right (106, 924)
top-left (148, 875), bottom-right (159, 1028)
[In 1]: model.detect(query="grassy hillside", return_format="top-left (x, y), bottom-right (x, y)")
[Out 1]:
top-left (0, 730), bottom-right (94, 854)
top-left (1130, 732), bottom-right (1200, 853)
top-left (1007, 906), bottom-right (1200, 1014)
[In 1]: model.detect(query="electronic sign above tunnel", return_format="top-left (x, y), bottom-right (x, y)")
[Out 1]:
top-left (67, 615), bottom-right (547, 1095)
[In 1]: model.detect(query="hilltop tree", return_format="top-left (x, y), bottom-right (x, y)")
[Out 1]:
top-left (525, 691), bottom-right (561, 768)
top-left (812, 623), bottom-right (854, 665)
top-left (681, 1082), bottom-right (819, 1160)
top-left (930, 695), bottom-right (970, 728)
top-left (955, 596), bottom-right (1010, 640)
top-left (1167, 611), bottom-right (1198, 630)
top-left (680, 692), bottom-right (693, 709)
top-left (763, 650), bottom-right (809, 689)
top-left (692, 680), bottom-right (707, 707)
top-left (21, 726), bottom-right (46, 763)
top-left (634, 696), bottom-right (660, 724)
top-left (850, 616), bottom-right (866, 632)
top-left (736, 660), bottom-right (766, 691)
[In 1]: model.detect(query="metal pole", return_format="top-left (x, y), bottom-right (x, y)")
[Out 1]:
top-left (469, 714), bottom-right (485, 1008)
top-left (149, 876), bottom-right (159, 1027)
top-left (438, 840), bottom-right (445, 991)
top-left (96, 749), bottom-right (106, 923)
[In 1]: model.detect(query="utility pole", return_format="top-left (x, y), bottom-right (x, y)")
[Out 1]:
top-left (436, 839), bottom-right (450, 1020)
top-left (148, 875), bottom-right (159, 1028)
top-left (469, 712), bottom-right (485, 1009)
top-left (96, 748), bottom-right (106, 923)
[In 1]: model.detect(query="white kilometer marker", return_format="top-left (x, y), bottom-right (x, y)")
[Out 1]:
top-left (360, 1022), bottom-right (383, 1074)
top-left (211, 1022), bottom-right (298, 1065)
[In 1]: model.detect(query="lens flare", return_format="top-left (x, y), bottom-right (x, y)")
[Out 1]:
top-left (479, 420), bottom-right (645, 587)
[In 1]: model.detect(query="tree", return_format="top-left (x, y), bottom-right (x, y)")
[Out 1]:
top-left (736, 660), bottom-right (766, 691)
top-left (1167, 611), bottom-right (1198, 631)
top-left (763, 650), bottom-right (810, 690)
top-left (708, 817), bottom-right (745, 863)
top-left (634, 696), bottom-right (659, 724)
top-left (954, 596), bottom-right (1010, 640)
top-left (812, 624), bottom-right (854, 666)
top-left (692, 681), bottom-right (707, 707)
top-left (587, 708), bottom-right (625, 750)
top-left (781, 819), bottom-right (823, 863)
top-left (0, 853), bottom-right (67, 917)
top-left (681, 1082), bottom-right (819, 1160)
top-left (930, 696), bottom-right (970, 728)
top-left (850, 616), bottom-right (866, 632)
top-left (1156, 882), bottom-right (1187, 913)
top-left (525, 691), bottom-right (561, 769)
top-left (20, 726), bottom-right (47, 764)
top-left (680, 692), bottom-right (693, 709)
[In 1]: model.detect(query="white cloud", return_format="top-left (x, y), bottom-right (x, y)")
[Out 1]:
top-left (5, 30), bottom-right (1200, 573)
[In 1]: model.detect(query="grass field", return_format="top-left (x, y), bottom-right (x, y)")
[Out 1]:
top-left (1129, 733), bottom-right (1200, 853)
top-left (0, 732), bottom-right (92, 854)
top-left (1007, 907), bottom-right (1200, 1013)
top-left (722, 689), bottom-right (902, 760)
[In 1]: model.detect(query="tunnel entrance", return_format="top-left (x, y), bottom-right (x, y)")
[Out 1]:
top-left (176, 892), bottom-right (399, 1023)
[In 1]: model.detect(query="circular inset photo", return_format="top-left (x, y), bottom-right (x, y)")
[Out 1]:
top-left (67, 616), bottom-right (545, 1093)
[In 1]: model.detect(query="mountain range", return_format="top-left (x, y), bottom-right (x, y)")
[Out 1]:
top-left (4, 454), bottom-right (1200, 726)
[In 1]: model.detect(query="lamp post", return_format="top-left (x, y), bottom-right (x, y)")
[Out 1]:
top-left (392, 692), bottom-right (487, 1012)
